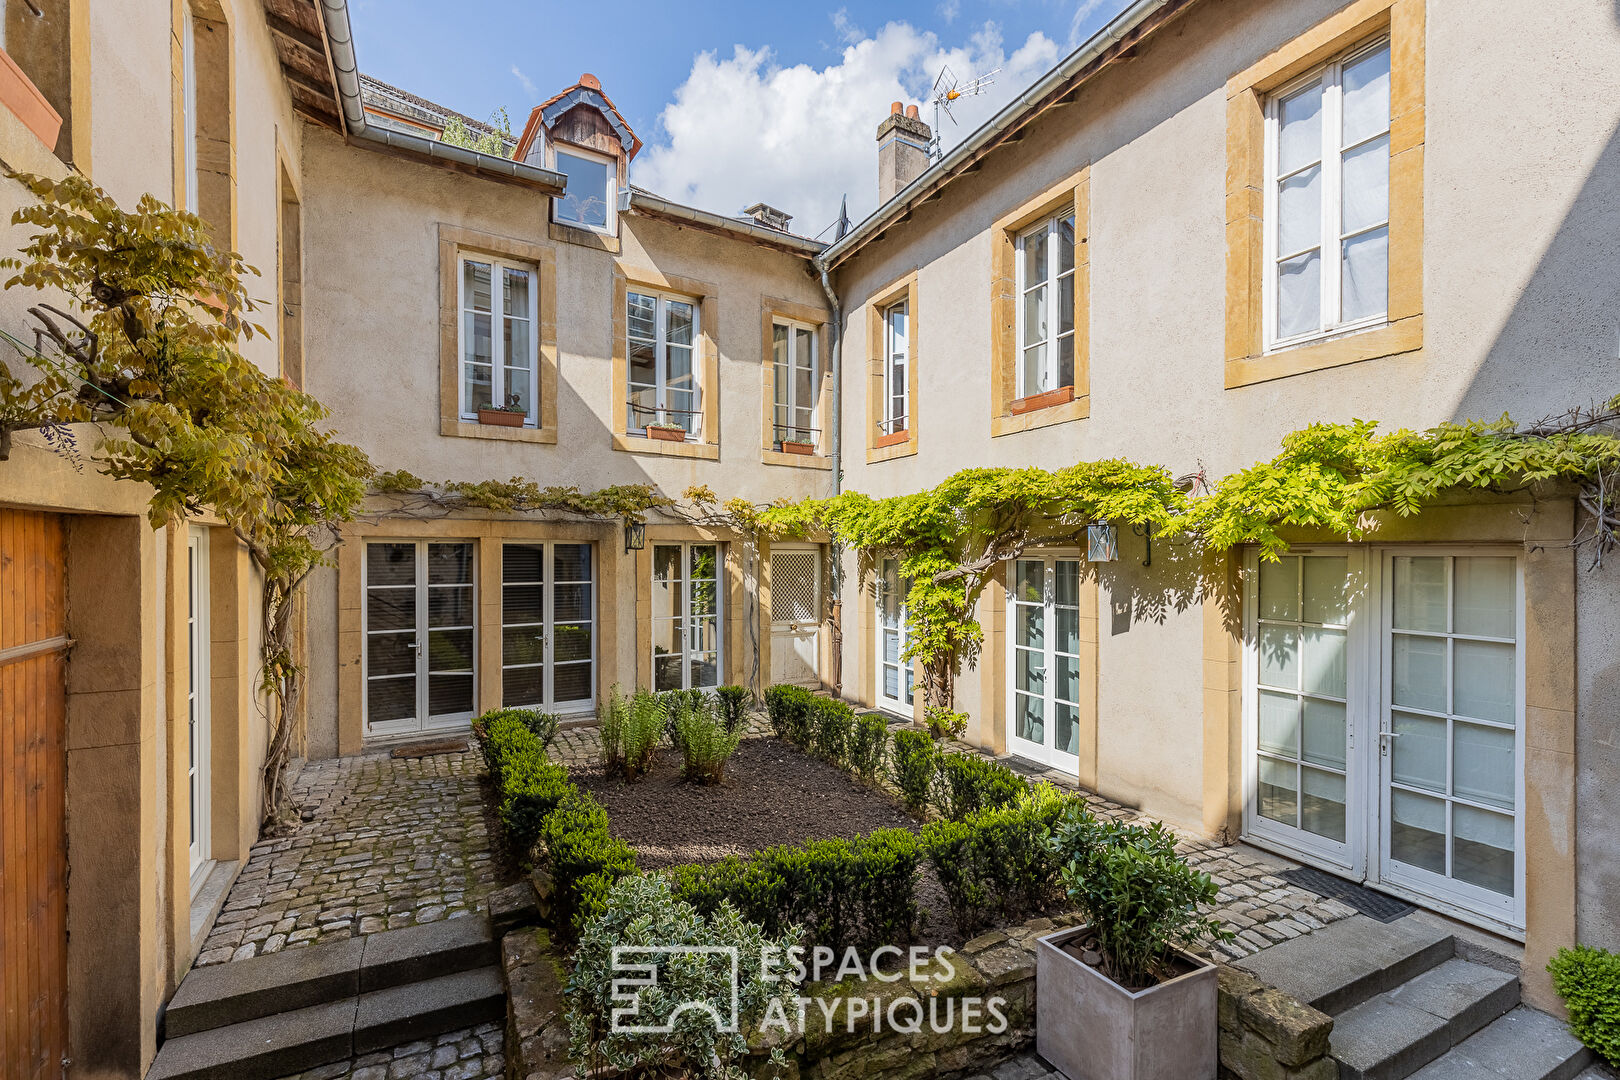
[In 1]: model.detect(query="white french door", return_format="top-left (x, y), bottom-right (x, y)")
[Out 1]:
top-left (501, 542), bottom-right (595, 714)
top-left (1242, 547), bottom-right (1526, 933)
top-left (651, 542), bottom-right (722, 691)
top-left (187, 526), bottom-right (212, 889)
top-left (875, 557), bottom-right (914, 715)
top-left (1006, 555), bottom-right (1084, 770)
top-left (364, 541), bottom-right (477, 737)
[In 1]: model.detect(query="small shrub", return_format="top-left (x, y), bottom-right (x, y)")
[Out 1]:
top-left (715, 684), bottom-right (750, 734)
top-left (566, 875), bottom-right (801, 1080)
top-left (498, 753), bottom-right (573, 865)
top-left (931, 752), bottom-right (1026, 821)
top-left (1549, 945), bottom-right (1620, 1066)
top-left (923, 706), bottom-right (968, 741)
top-left (657, 688), bottom-right (706, 746)
top-left (889, 729), bottom-right (937, 812)
top-left (622, 689), bottom-right (666, 780)
top-left (810, 697), bottom-right (854, 765)
top-left (764, 683), bottom-right (815, 743)
top-left (848, 714), bottom-right (888, 781)
top-left (673, 693), bottom-right (742, 784)
top-left (1047, 803), bottom-right (1232, 988)
top-left (599, 686), bottom-right (628, 772)
top-left (924, 783), bottom-right (1072, 935)
top-left (667, 829), bottom-right (921, 955)
top-left (475, 706), bottom-right (559, 755)
top-left (541, 789), bottom-right (639, 935)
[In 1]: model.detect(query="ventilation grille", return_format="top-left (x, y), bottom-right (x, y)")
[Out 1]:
top-left (771, 550), bottom-right (819, 624)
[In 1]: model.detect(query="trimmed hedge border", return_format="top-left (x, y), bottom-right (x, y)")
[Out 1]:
top-left (474, 709), bottom-right (638, 938)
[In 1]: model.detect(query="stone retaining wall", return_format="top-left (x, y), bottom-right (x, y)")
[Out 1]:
top-left (1216, 965), bottom-right (1336, 1080)
top-left (498, 906), bottom-right (1335, 1080)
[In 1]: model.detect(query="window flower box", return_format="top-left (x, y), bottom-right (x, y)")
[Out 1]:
top-left (647, 425), bottom-right (688, 443)
top-left (477, 407), bottom-right (527, 428)
top-left (874, 429), bottom-right (909, 449)
top-left (780, 440), bottom-right (815, 455)
top-left (0, 49), bottom-right (62, 150)
top-left (1010, 384), bottom-right (1074, 416)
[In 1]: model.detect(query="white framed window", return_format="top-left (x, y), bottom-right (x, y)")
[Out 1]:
top-left (553, 145), bottom-right (615, 232)
top-left (627, 289), bottom-right (701, 436)
top-left (502, 542), bottom-right (595, 713)
top-left (876, 557), bottom-right (913, 713)
top-left (1014, 213), bottom-right (1076, 397)
top-left (1264, 37), bottom-right (1391, 349)
top-left (458, 254), bottom-right (538, 423)
top-left (881, 300), bottom-right (908, 435)
top-left (772, 319), bottom-right (818, 449)
top-left (652, 542), bottom-right (722, 691)
top-left (181, 1), bottom-right (199, 214)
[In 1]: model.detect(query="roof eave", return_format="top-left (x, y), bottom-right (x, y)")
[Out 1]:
top-left (626, 191), bottom-right (825, 258)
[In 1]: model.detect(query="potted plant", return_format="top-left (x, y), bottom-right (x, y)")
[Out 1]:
top-left (1036, 805), bottom-right (1230, 1080)
top-left (780, 438), bottom-right (815, 455)
top-left (476, 395), bottom-right (527, 427)
top-left (646, 421), bottom-right (688, 442)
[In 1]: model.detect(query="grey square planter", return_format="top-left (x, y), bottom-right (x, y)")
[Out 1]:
top-left (1035, 926), bottom-right (1217, 1080)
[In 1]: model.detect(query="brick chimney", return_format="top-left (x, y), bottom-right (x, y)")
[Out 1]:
top-left (877, 101), bottom-right (931, 205)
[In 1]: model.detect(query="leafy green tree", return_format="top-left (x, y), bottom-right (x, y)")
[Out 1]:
top-left (439, 107), bottom-right (513, 158)
top-left (0, 171), bottom-right (373, 830)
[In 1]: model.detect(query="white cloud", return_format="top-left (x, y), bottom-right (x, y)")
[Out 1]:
top-left (938, 0), bottom-right (961, 26)
top-left (830, 8), bottom-right (866, 45)
top-left (631, 21), bottom-right (1060, 239)
top-left (1068, 0), bottom-right (1113, 47)
top-left (511, 65), bottom-right (539, 102)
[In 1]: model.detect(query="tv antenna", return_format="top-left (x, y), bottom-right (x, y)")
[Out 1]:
top-left (927, 64), bottom-right (998, 161)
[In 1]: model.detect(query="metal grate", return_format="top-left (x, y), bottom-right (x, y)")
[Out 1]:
top-left (770, 549), bottom-right (820, 624)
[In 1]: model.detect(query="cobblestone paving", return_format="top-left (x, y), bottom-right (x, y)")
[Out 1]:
top-left (195, 748), bottom-right (497, 967)
top-left (273, 1023), bottom-right (504, 1080)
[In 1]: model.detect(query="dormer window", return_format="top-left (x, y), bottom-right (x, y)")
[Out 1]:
top-left (553, 146), bottom-right (614, 232)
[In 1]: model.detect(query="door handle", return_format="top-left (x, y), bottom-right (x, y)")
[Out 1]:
top-left (1378, 729), bottom-right (1401, 754)
top-left (406, 641), bottom-right (421, 649)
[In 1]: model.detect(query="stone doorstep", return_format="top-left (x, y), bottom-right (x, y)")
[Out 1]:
top-left (148, 967), bottom-right (506, 1080)
top-left (1328, 958), bottom-right (1520, 1080)
top-left (165, 915), bottom-right (496, 1037)
top-left (1233, 915), bottom-right (1456, 1016)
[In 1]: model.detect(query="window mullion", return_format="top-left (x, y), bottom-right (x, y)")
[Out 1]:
top-left (655, 297), bottom-right (668, 422)
top-left (1323, 66), bottom-right (1344, 330)
top-left (492, 260), bottom-right (507, 406)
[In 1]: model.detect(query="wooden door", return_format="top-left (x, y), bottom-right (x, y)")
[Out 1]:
top-left (0, 509), bottom-right (69, 1080)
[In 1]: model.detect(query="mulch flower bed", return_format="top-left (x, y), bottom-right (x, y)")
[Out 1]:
top-left (577, 737), bottom-right (918, 868)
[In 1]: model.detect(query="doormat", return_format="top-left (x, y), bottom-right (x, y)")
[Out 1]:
top-left (390, 736), bottom-right (468, 759)
top-left (1278, 866), bottom-right (1416, 923)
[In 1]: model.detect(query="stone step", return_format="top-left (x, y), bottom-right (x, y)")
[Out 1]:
top-left (164, 916), bottom-right (496, 1038)
top-left (1234, 914), bottom-right (1455, 1015)
top-left (147, 965), bottom-right (506, 1080)
top-left (1328, 958), bottom-right (1520, 1080)
top-left (1404, 1006), bottom-right (1592, 1080)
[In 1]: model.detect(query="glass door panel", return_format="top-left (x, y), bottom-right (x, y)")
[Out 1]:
top-left (876, 557), bottom-right (913, 713)
top-left (365, 541), bottom-right (476, 736)
top-left (651, 542), bottom-right (723, 691)
top-left (1246, 552), bottom-right (1356, 863)
top-left (1380, 555), bottom-right (1522, 922)
top-left (1006, 556), bottom-right (1083, 769)
top-left (501, 542), bottom-right (595, 712)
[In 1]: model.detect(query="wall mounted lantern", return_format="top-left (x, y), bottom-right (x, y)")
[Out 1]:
top-left (1086, 523), bottom-right (1119, 563)
top-left (623, 519), bottom-right (646, 554)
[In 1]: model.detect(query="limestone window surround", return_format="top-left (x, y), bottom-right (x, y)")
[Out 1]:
top-left (760, 296), bottom-right (833, 470)
top-left (610, 263), bottom-right (721, 460)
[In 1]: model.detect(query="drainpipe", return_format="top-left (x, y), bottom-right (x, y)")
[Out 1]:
top-left (816, 260), bottom-right (844, 694)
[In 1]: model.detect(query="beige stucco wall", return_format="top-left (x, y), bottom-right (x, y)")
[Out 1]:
top-left (0, 0), bottom-right (303, 1073)
top-left (298, 125), bottom-right (837, 755)
top-left (827, 0), bottom-right (1620, 994)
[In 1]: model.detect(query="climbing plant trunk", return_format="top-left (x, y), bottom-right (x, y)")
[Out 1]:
top-left (255, 556), bottom-right (316, 835)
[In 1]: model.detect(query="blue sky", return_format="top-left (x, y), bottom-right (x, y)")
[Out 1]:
top-left (349, 0), bottom-right (1129, 235)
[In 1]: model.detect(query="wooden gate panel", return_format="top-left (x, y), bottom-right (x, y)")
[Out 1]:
top-left (1, 509), bottom-right (69, 1080)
